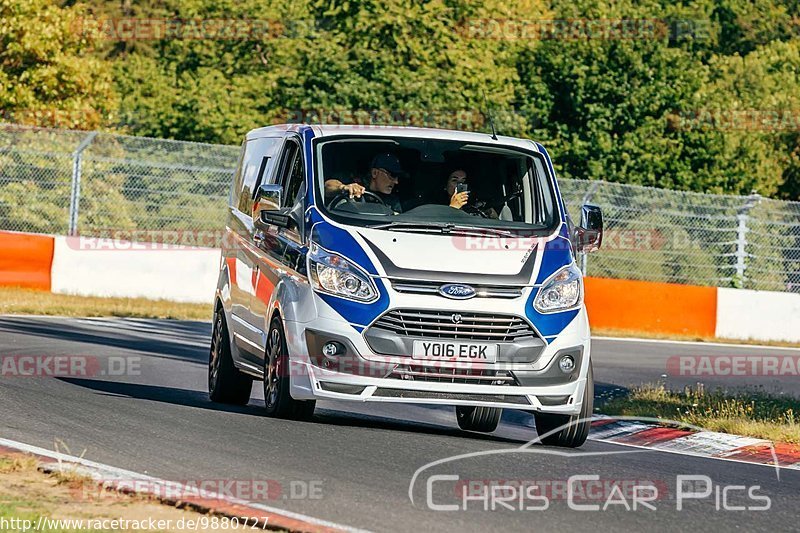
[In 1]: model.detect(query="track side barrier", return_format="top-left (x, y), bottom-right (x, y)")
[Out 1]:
top-left (49, 236), bottom-right (221, 304)
top-left (3, 230), bottom-right (799, 343)
top-left (584, 277), bottom-right (718, 337)
top-left (0, 231), bottom-right (55, 290)
top-left (716, 288), bottom-right (800, 343)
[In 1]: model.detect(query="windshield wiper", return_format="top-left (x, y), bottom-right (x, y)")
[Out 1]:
top-left (370, 222), bottom-right (450, 233)
top-left (445, 224), bottom-right (516, 237)
top-left (370, 222), bottom-right (515, 237)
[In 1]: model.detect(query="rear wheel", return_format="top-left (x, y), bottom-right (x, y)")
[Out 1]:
top-left (456, 406), bottom-right (502, 433)
top-left (209, 308), bottom-right (253, 405)
top-left (263, 316), bottom-right (315, 420)
top-left (534, 364), bottom-right (594, 448)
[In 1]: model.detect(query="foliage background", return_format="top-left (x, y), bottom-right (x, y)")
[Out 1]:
top-left (1, 0), bottom-right (799, 200)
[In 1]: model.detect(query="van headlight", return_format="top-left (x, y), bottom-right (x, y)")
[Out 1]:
top-left (534, 263), bottom-right (583, 313)
top-left (308, 243), bottom-right (379, 303)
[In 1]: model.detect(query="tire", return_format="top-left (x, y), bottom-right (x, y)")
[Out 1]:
top-left (209, 307), bottom-right (253, 405)
top-left (263, 316), bottom-right (316, 420)
top-left (456, 406), bottom-right (502, 433)
top-left (534, 364), bottom-right (594, 448)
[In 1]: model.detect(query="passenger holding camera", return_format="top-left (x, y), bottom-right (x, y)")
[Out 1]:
top-left (444, 169), bottom-right (470, 209)
top-left (442, 168), bottom-right (500, 218)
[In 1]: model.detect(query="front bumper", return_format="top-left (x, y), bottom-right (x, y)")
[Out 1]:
top-left (301, 361), bottom-right (588, 412)
top-left (284, 307), bottom-right (591, 415)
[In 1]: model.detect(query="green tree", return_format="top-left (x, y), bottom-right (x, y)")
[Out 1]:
top-left (93, 0), bottom-right (549, 143)
top-left (0, 0), bottom-right (116, 129)
top-left (515, 0), bottom-right (791, 197)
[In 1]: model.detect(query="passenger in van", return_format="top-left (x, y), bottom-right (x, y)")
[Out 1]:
top-left (324, 152), bottom-right (405, 212)
top-left (439, 168), bottom-right (500, 218)
top-left (442, 169), bottom-right (470, 209)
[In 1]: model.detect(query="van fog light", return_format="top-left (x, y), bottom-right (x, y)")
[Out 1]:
top-left (322, 342), bottom-right (344, 357)
top-left (558, 355), bottom-right (576, 374)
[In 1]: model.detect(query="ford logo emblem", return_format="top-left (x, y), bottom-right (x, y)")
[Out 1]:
top-left (438, 283), bottom-right (476, 300)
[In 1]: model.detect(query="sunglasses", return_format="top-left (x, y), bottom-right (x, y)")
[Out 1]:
top-left (378, 168), bottom-right (400, 181)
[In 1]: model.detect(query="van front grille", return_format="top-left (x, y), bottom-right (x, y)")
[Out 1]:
top-left (370, 309), bottom-right (536, 342)
top-left (391, 280), bottom-right (523, 299)
top-left (373, 388), bottom-right (531, 405)
top-left (389, 364), bottom-right (517, 385)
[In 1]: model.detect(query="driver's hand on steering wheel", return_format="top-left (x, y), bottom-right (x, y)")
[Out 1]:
top-left (340, 183), bottom-right (365, 199)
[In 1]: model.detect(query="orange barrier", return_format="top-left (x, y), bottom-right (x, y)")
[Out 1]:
top-left (584, 277), bottom-right (717, 336)
top-left (0, 231), bottom-right (55, 290)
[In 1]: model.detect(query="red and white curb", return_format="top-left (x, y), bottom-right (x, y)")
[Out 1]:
top-left (589, 416), bottom-right (800, 472)
top-left (0, 437), bottom-right (368, 533)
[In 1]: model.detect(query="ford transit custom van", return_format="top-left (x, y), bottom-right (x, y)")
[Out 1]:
top-left (209, 124), bottom-right (602, 447)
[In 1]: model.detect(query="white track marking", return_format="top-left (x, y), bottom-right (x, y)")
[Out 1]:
top-left (0, 437), bottom-right (370, 533)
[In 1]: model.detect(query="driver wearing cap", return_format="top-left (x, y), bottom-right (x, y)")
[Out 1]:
top-left (324, 152), bottom-right (405, 213)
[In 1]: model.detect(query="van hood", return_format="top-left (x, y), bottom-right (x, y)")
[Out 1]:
top-left (354, 227), bottom-right (544, 285)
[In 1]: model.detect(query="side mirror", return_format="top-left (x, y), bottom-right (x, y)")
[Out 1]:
top-left (253, 183), bottom-right (291, 229)
top-left (574, 204), bottom-right (603, 253)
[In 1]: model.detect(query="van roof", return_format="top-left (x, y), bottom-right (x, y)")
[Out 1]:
top-left (245, 124), bottom-right (542, 153)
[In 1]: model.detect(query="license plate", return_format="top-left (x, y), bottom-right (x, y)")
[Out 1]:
top-left (412, 340), bottom-right (498, 363)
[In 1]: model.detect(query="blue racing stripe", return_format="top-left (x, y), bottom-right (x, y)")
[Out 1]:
top-left (535, 142), bottom-right (567, 218)
top-left (527, 235), bottom-right (579, 337)
top-left (526, 305), bottom-right (579, 338)
top-left (317, 284), bottom-right (390, 329)
top-left (310, 221), bottom-right (389, 328)
top-left (310, 222), bottom-right (380, 276)
top-left (535, 237), bottom-right (574, 285)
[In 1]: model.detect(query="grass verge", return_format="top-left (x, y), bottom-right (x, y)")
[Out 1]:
top-left (1, 287), bottom-right (798, 350)
top-left (0, 287), bottom-right (212, 320)
top-left (602, 383), bottom-right (800, 444)
top-left (0, 452), bottom-right (231, 532)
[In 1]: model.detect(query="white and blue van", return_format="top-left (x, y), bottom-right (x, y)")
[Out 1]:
top-left (209, 124), bottom-right (602, 447)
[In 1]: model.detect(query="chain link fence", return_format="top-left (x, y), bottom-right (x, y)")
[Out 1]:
top-left (560, 181), bottom-right (800, 292)
top-left (0, 123), bottom-right (239, 238)
top-left (1, 123), bottom-right (798, 292)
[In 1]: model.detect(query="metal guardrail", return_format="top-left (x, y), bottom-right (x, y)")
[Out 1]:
top-left (1, 123), bottom-right (798, 292)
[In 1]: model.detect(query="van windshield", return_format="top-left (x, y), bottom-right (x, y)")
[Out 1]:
top-left (314, 136), bottom-right (558, 234)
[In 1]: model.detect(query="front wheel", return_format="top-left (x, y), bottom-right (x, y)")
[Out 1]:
top-left (263, 316), bottom-right (315, 420)
top-left (456, 406), bottom-right (501, 433)
top-left (533, 364), bottom-right (594, 448)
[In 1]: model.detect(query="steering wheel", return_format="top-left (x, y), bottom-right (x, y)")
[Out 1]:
top-left (462, 204), bottom-right (490, 218)
top-left (328, 190), bottom-right (387, 210)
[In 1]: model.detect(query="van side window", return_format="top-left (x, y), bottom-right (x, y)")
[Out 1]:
top-left (284, 149), bottom-right (304, 208)
top-left (229, 143), bottom-right (246, 208)
top-left (235, 137), bottom-right (282, 216)
top-left (237, 154), bottom-right (260, 214)
top-left (253, 156), bottom-right (270, 193)
top-left (277, 139), bottom-right (304, 208)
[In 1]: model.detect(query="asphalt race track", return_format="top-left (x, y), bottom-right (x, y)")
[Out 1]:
top-left (1, 316), bottom-right (798, 532)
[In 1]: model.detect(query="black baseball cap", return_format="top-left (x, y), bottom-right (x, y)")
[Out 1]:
top-left (370, 152), bottom-right (408, 178)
